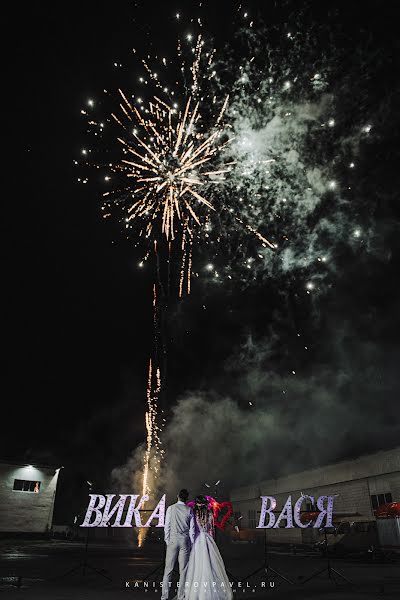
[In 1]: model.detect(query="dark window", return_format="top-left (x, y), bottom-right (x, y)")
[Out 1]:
top-left (371, 492), bottom-right (392, 510)
top-left (13, 479), bottom-right (41, 493)
top-left (305, 500), bottom-right (317, 511)
top-left (248, 509), bottom-right (256, 529)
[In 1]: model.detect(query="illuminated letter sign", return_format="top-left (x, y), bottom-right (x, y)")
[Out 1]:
top-left (81, 493), bottom-right (336, 529)
top-left (257, 495), bottom-right (336, 529)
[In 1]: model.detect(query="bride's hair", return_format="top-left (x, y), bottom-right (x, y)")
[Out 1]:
top-left (194, 494), bottom-right (210, 528)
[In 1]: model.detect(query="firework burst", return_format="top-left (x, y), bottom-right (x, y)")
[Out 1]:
top-left (95, 33), bottom-right (275, 297)
top-left (108, 88), bottom-right (232, 295)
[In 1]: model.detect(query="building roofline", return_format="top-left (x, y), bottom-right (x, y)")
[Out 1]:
top-left (0, 459), bottom-right (61, 471)
top-left (230, 446), bottom-right (400, 501)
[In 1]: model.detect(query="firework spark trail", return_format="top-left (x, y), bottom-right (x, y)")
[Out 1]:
top-left (138, 355), bottom-right (163, 548)
top-left (137, 279), bottom-right (167, 547)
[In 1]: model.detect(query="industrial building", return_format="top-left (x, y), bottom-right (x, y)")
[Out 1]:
top-left (230, 447), bottom-right (400, 546)
top-left (0, 460), bottom-right (61, 534)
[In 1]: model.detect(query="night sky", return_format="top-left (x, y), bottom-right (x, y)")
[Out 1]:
top-left (4, 1), bottom-right (400, 521)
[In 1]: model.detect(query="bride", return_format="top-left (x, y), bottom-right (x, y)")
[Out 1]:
top-left (185, 495), bottom-right (233, 600)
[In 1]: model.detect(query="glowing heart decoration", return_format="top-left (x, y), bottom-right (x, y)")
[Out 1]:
top-left (188, 495), bottom-right (233, 530)
top-left (212, 500), bottom-right (233, 530)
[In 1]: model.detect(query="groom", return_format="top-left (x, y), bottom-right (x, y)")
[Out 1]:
top-left (161, 488), bottom-right (195, 600)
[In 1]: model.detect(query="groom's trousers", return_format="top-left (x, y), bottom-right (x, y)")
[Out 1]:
top-left (161, 534), bottom-right (191, 600)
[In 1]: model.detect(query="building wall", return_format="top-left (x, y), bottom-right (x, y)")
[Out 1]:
top-left (230, 447), bottom-right (400, 544)
top-left (0, 463), bottom-right (60, 533)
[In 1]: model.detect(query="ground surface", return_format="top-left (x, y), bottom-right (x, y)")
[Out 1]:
top-left (0, 539), bottom-right (399, 599)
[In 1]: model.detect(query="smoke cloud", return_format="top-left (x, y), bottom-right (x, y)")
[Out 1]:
top-left (155, 328), bottom-right (399, 498)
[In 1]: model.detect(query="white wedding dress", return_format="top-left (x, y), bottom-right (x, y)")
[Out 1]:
top-left (184, 511), bottom-right (233, 600)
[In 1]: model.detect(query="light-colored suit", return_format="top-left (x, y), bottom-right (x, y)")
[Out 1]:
top-left (161, 500), bottom-right (195, 600)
